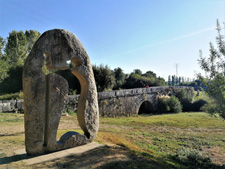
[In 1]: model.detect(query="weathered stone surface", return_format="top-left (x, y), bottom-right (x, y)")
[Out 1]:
top-left (23, 29), bottom-right (99, 155)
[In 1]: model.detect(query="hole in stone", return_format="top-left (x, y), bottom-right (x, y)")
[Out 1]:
top-left (138, 101), bottom-right (154, 114)
top-left (55, 69), bottom-right (81, 94)
top-left (66, 60), bottom-right (71, 65)
top-left (55, 69), bottom-right (83, 142)
top-left (41, 53), bottom-right (87, 147)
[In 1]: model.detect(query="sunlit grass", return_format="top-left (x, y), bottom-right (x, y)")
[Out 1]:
top-left (0, 112), bottom-right (224, 168)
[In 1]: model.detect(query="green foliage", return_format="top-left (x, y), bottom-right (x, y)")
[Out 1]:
top-left (0, 65), bottom-right (23, 94)
top-left (56, 69), bottom-right (81, 94)
top-left (168, 96), bottom-right (182, 113)
top-left (198, 20), bottom-right (225, 119)
top-left (0, 30), bottom-right (40, 94)
top-left (168, 75), bottom-right (172, 86)
top-left (0, 36), bottom-right (8, 81)
top-left (98, 113), bottom-right (225, 168)
top-left (122, 70), bottom-right (166, 89)
top-left (25, 30), bottom-right (41, 52)
top-left (0, 91), bottom-right (23, 100)
top-left (175, 88), bottom-right (194, 112)
top-left (173, 148), bottom-right (212, 167)
top-left (5, 30), bottom-right (28, 66)
top-left (157, 97), bottom-right (170, 113)
top-left (192, 99), bottom-right (208, 112)
top-left (133, 69), bottom-right (142, 75)
top-left (93, 64), bottom-right (115, 92)
top-left (157, 96), bottom-right (182, 113)
top-left (113, 67), bottom-right (125, 90)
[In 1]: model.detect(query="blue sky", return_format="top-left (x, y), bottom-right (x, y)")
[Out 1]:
top-left (0, 0), bottom-right (225, 80)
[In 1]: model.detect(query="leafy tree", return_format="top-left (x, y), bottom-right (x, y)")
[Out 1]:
top-left (0, 30), bottom-right (40, 93)
top-left (4, 30), bottom-right (40, 67)
top-left (0, 36), bottom-right (5, 55)
top-left (25, 30), bottom-right (41, 53)
top-left (178, 77), bottom-right (181, 84)
top-left (198, 20), bottom-right (225, 119)
top-left (92, 64), bottom-right (115, 92)
top-left (172, 75), bottom-right (175, 86)
top-left (122, 73), bottom-right (147, 89)
top-left (133, 69), bottom-right (142, 75)
top-left (113, 67), bottom-right (125, 90)
top-left (168, 75), bottom-right (172, 86)
top-left (175, 88), bottom-right (194, 112)
top-left (122, 70), bottom-right (166, 89)
top-left (0, 37), bottom-right (8, 82)
top-left (5, 30), bottom-right (28, 66)
top-left (0, 66), bottom-right (23, 94)
top-left (143, 71), bottom-right (156, 78)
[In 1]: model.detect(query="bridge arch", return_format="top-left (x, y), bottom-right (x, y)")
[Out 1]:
top-left (138, 101), bottom-right (154, 114)
top-left (135, 93), bottom-right (156, 115)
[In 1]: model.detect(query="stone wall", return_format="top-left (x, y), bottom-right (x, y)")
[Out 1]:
top-left (0, 86), bottom-right (193, 117)
top-left (0, 100), bottom-right (24, 113)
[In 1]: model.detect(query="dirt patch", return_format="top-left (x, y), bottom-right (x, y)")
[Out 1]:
top-left (204, 146), bottom-right (225, 165)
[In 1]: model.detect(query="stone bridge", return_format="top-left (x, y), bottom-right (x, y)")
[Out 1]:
top-left (0, 86), bottom-right (192, 117)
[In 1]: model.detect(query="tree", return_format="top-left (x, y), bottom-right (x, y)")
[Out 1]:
top-left (133, 69), bottom-right (142, 75)
top-left (5, 30), bottom-right (28, 66)
top-left (172, 75), bottom-right (175, 86)
top-left (0, 30), bottom-right (40, 93)
top-left (143, 71), bottom-right (156, 78)
top-left (25, 30), bottom-right (41, 53)
top-left (0, 36), bottom-right (8, 81)
top-left (92, 64), bottom-right (115, 92)
top-left (198, 20), bottom-right (225, 119)
top-left (122, 70), bottom-right (166, 89)
top-left (168, 75), bottom-right (172, 86)
top-left (4, 30), bottom-right (40, 67)
top-left (178, 77), bottom-right (181, 84)
top-left (113, 67), bottom-right (125, 90)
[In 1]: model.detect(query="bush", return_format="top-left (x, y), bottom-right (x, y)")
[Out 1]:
top-left (157, 97), bottom-right (170, 113)
top-left (173, 148), bottom-right (212, 167)
top-left (0, 66), bottom-right (23, 94)
top-left (156, 96), bottom-right (182, 114)
top-left (175, 88), bottom-right (195, 112)
top-left (192, 99), bottom-right (208, 112)
top-left (0, 92), bottom-right (23, 100)
top-left (168, 96), bottom-right (182, 113)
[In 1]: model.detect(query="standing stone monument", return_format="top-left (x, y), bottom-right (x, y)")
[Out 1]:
top-left (23, 29), bottom-right (99, 155)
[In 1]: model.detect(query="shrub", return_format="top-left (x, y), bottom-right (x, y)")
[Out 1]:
top-left (0, 92), bottom-right (23, 100)
top-left (0, 65), bottom-right (23, 94)
top-left (168, 96), bottom-right (182, 113)
top-left (175, 88), bottom-right (195, 112)
top-left (173, 148), bottom-right (212, 167)
top-left (192, 99), bottom-right (208, 112)
top-left (157, 97), bottom-right (170, 113)
top-left (156, 95), bottom-right (182, 113)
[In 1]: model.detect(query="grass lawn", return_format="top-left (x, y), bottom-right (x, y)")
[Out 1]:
top-left (0, 112), bottom-right (225, 169)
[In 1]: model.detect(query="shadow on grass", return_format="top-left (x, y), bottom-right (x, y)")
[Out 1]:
top-left (0, 131), bottom-right (24, 137)
top-left (31, 145), bottom-right (161, 169)
top-left (1, 145), bottom-right (224, 169)
top-left (0, 153), bottom-right (30, 165)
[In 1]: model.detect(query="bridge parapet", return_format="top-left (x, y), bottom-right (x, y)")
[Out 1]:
top-left (0, 86), bottom-right (193, 116)
top-left (97, 86), bottom-right (192, 99)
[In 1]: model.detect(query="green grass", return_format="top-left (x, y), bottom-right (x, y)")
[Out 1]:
top-left (0, 113), bottom-right (24, 126)
top-left (97, 113), bottom-right (225, 168)
top-left (0, 112), bottom-right (225, 169)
